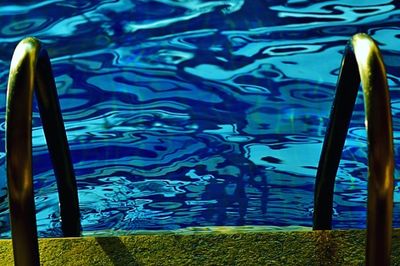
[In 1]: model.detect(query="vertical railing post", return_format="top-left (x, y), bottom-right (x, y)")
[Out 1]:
top-left (313, 33), bottom-right (394, 265)
top-left (6, 37), bottom-right (81, 266)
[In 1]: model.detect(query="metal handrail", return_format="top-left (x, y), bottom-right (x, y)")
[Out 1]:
top-left (6, 37), bottom-right (81, 266)
top-left (313, 33), bottom-right (394, 265)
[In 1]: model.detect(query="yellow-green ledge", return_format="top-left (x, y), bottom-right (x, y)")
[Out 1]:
top-left (1, 226), bottom-right (399, 265)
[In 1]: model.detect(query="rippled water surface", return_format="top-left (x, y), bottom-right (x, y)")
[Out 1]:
top-left (1, 0), bottom-right (400, 237)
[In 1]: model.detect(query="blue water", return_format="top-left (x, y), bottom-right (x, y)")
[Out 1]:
top-left (0, 0), bottom-right (400, 237)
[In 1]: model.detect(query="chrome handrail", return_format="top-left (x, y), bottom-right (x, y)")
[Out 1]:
top-left (6, 37), bottom-right (81, 266)
top-left (313, 33), bottom-right (394, 265)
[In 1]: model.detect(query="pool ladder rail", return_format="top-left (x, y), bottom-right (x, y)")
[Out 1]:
top-left (3, 34), bottom-right (395, 265)
top-left (313, 33), bottom-right (394, 266)
top-left (6, 37), bottom-right (81, 266)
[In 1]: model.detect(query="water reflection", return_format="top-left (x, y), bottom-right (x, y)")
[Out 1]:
top-left (0, 0), bottom-right (400, 237)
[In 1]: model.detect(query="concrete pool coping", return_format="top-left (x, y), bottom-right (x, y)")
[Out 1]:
top-left (0, 227), bottom-right (399, 265)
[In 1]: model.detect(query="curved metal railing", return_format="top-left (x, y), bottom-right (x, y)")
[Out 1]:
top-left (313, 33), bottom-right (394, 265)
top-left (6, 37), bottom-right (81, 266)
top-left (4, 34), bottom-right (394, 265)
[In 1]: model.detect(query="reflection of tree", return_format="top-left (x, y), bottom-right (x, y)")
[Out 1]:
top-left (200, 161), bottom-right (269, 226)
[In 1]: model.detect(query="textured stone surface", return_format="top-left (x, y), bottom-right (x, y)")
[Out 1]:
top-left (1, 228), bottom-right (400, 265)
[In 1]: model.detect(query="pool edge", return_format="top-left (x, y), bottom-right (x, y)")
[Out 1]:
top-left (1, 228), bottom-right (400, 265)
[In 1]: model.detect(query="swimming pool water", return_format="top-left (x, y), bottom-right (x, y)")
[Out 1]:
top-left (0, 0), bottom-right (400, 238)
